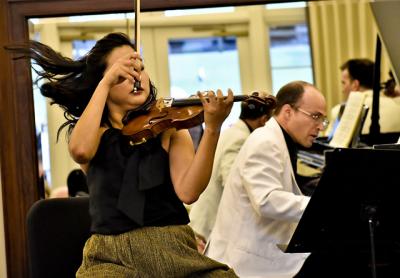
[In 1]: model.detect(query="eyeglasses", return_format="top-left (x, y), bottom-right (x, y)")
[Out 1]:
top-left (296, 107), bottom-right (329, 130)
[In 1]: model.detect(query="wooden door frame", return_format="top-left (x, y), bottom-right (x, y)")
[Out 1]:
top-left (0, 0), bottom-right (304, 276)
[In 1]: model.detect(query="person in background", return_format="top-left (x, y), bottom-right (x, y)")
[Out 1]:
top-left (326, 58), bottom-right (374, 139)
top-left (15, 32), bottom-right (238, 277)
top-left (340, 58), bottom-right (374, 101)
top-left (361, 70), bottom-right (400, 134)
top-left (67, 169), bottom-right (89, 197)
top-left (382, 71), bottom-right (400, 99)
top-left (189, 92), bottom-right (276, 251)
top-left (205, 81), bottom-right (328, 278)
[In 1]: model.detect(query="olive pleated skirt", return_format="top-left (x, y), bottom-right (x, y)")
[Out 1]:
top-left (76, 225), bottom-right (237, 277)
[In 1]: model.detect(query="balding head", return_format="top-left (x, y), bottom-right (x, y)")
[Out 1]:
top-left (274, 81), bottom-right (327, 147)
top-left (274, 81), bottom-right (313, 116)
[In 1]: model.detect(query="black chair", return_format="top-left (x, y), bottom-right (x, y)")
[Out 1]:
top-left (26, 197), bottom-right (91, 278)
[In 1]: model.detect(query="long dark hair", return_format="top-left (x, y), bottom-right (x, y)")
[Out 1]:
top-left (7, 32), bottom-right (156, 140)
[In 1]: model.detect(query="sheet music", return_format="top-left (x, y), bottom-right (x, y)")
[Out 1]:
top-left (329, 92), bottom-right (367, 148)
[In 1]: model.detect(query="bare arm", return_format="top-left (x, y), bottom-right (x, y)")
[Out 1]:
top-left (68, 81), bottom-right (110, 164)
top-left (168, 89), bottom-right (234, 204)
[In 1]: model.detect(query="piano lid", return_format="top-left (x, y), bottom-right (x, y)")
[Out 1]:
top-left (370, 1), bottom-right (400, 85)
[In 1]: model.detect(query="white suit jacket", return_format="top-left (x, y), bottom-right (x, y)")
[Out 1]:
top-left (190, 120), bottom-right (251, 240)
top-left (362, 90), bottom-right (400, 134)
top-left (205, 117), bottom-right (310, 278)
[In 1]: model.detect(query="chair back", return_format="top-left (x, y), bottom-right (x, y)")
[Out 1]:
top-left (26, 197), bottom-right (91, 278)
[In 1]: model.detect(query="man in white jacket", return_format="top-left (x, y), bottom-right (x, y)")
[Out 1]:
top-left (205, 81), bottom-right (327, 278)
top-left (189, 92), bottom-right (276, 249)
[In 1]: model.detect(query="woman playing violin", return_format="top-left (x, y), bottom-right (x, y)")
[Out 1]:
top-left (20, 32), bottom-right (238, 277)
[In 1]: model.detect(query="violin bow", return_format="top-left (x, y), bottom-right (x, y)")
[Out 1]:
top-left (133, 0), bottom-right (141, 93)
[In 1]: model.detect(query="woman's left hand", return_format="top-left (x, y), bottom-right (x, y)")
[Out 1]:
top-left (198, 89), bottom-right (234, 133)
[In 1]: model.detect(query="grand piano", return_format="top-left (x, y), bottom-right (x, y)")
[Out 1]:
top-left (292, 2), bottom-right (400, 277)
top-left (290, 147), bottom-right (400, 277)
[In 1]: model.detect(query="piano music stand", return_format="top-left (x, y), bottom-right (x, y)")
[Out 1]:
top-left (286, 148), bottom-right (400, 278)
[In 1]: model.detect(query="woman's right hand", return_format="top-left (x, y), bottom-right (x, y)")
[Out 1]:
top-left (101, 52), bottom-right (143, 88)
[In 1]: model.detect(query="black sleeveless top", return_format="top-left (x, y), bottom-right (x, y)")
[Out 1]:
top-left (87, 128), bottom-right (189, 235)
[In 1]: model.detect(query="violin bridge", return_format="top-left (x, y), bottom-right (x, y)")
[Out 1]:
top-left (156, 98), bottom-right (173, 110)
top-left (162, 98), bottom-right (173, 108)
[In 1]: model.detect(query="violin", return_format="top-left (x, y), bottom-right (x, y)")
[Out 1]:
top-left (121, 93), bottom-right (276, 146)
top-left (124, 3), bottom-right (277, 146)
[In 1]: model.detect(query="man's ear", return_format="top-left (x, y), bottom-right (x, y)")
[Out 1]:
top-left (281, 104), bottom-right (293, 121)
top-left (352, 79), bottom-right (361, 91)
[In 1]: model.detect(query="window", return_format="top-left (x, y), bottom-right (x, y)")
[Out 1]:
top-left (72, 40), bottom-right (96, 59)
top-left (168, 36), bottom-right (242, 130)
top-left (269, 24), bottom-right (313, 93)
